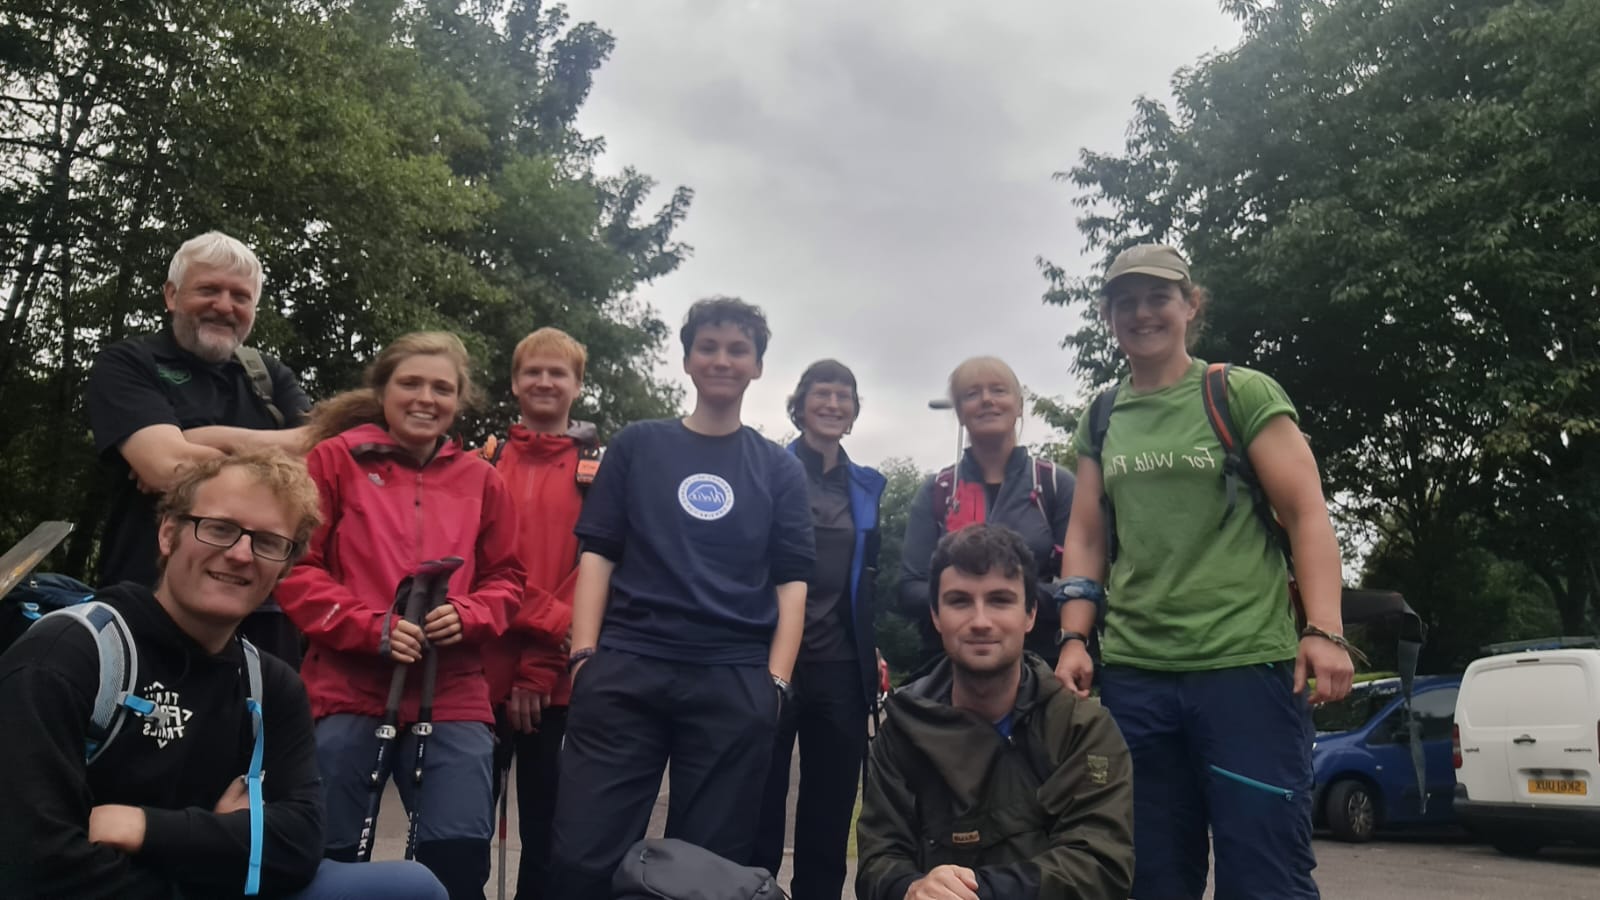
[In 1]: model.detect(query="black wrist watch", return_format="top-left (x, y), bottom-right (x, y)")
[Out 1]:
top-left (1055, 629), bottom-right (1088, 648)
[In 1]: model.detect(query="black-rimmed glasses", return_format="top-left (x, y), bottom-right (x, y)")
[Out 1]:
top-left (178, 515), bottom-right (297, 562)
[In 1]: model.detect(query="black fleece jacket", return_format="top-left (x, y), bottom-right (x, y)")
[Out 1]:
top-left (0, 584), bottom-right (323, 898)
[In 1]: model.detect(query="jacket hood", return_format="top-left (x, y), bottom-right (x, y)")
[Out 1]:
top-left (508, 419), bottom-right (599, 457)
top-left (565, 418), bottom-right (599, 446)
top-left (885, 652), bottom-right (1062, 799)
top-left (336, 422), bottom-right (463, 464)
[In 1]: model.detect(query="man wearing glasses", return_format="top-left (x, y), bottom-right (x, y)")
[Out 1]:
top-left (87, 232), bottom-right (312, 665)
top-left (0, 452), bottom-right (448, 899)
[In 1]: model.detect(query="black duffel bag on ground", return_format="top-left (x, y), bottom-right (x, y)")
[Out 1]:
top-left (613, 838), bottom-right (785, 900)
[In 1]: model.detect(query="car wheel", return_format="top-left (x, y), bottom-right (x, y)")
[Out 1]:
top-left (1489, 832), bottom-right (1542, 857)
top-left (1325, 779), bottom-right (1377, 843)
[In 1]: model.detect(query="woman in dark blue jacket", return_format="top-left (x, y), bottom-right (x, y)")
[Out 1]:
top-left (754, 359), bottom-right (886, 900)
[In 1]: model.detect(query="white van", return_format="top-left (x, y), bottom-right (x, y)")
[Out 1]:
top-left (1453, 649), bottom-right (1600, 855)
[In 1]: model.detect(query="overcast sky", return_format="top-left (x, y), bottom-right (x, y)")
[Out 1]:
top-left (562, 0), bottom-right (1243, 471)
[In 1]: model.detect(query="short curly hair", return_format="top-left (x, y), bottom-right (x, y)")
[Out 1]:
top-left (158, 450), bottom-right (323, 562)
top-left (928, 524), bottom-right (1037, 612)
top-left (786, 359), bottom-right (860, 431)
top-left (679, 296), bottom-right (771, 362)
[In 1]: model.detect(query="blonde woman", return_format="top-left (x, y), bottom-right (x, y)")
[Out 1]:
top-left (898, 356), bottom-right (1074, 667)
top-left (278, 332), bottom-right (524, 899)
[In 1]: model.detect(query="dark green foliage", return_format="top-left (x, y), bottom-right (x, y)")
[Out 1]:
top-left (872, 457), bottom-right (928, 678)
top-left (0, 0), bottom-right (691, 574)
top-left (1041, 0), bottom-right (1600, 667)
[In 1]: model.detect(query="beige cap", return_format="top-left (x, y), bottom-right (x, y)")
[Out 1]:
top-left (1103, 244), bottom-right (1190, 291)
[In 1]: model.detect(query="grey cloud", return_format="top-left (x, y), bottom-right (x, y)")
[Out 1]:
top-left (563, 0), bottom-right (1242, 470)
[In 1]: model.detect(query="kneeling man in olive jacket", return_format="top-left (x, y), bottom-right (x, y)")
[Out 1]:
top-left (856, 524), bottom-right (1134, 900)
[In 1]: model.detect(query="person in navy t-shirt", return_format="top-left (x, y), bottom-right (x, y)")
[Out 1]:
top-left (548, 297), bottom-right (815, 900)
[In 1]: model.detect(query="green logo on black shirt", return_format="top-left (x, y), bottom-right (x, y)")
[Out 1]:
top-left (156, 365), bottom-right (191, 385)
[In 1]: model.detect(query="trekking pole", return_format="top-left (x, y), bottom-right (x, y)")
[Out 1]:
top-left (356, 557), bottom-right (450, 862)
top-left (404, 556), bottom-right (464, 862)
top-left (929, 397), bottom-right (965, 514)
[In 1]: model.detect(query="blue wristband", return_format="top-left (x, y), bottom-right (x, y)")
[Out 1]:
top-left (1053, 577), bottom-right (1106, 608)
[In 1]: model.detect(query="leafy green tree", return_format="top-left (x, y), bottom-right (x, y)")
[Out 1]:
top-left (872, 457), bottom-right (929, 678)
top-left (1362, 516), bottom-right (1557, 672)
top-left (1042, 0), bottom-right (1600, 636)
top-left (0, 0), bottom-right (691, 576)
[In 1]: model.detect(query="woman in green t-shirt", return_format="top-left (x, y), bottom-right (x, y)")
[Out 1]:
top-left (1051, 244), bottom-right (1354, 900)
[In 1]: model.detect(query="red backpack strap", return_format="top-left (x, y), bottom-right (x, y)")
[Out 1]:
top-left (1200, 363), bottom-right (1243, 522)
top-left (1201, 363), bottom-right (1292, 562)
top-left (478, 434), bottom-right (507, 466)
top-left (932, 464), bottom-right (988, 533)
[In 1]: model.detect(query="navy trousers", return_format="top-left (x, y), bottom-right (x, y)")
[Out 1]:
top-left (1099, 662), bottom-right (1319, 900)
top-left (490, 705), bottom-right (567, 900)
top-left (547, 648), bottom-right (779, 900)
top-left (316, 715), bottom-right (494, 899)
top-left (754, 659), bottom-right (867, 900)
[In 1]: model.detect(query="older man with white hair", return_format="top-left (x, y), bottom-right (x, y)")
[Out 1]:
top-left (87, 231), bottom-right (312, 664)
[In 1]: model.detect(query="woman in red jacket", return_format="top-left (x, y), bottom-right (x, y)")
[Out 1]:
top-left (278, 331), bottom-right (524, 900)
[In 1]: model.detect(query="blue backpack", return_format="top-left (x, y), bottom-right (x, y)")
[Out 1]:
top-left (3, 577), bottom-right (268, 894)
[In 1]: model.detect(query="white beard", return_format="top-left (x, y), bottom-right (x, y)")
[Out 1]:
top-left (173, 312), bottom-right (247, 363)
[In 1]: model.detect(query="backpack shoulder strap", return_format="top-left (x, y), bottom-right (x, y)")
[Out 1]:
top-left (1200, 363), bottom-right (1291, 560)
top-left (481, 434), bottom-right (506, 466)
top-left (931, 464), bottom-right (957, 520)
top-left (1030, 458), bottom-right (1064, 569)
top-left (1200, 363), bottom-right (1241, 453)
top-left (1032, 457), bottom-right (1057, 511)
top-left (232, 347), bottom-right (286, 428)
top-left (1086, 386), bottom-right (1121, 563)
top-left (576, 444), bottom-right (602, 495)
top-left (47, 602), bottom-right (154, 764)
top-left (1200, 362), bottom-right (1244, 523)
top-left (240, 636), bottom-right (266, 896)
top-left (1087, 386), bottom-right (1119, 465)
top-left (241, 637), bottom-right (264, 723)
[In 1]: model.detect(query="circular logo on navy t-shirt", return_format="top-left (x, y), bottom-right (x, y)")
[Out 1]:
top-left (677, 473), bottom-right (735, 521)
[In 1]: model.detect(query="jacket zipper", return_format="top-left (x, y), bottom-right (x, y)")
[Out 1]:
top-left (413, 467), bottom-right (425, 561)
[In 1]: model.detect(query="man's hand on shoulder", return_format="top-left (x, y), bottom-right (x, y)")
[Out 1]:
top-left (88, 804), bottom-right (146, 854)
top-left (907, 865), bottom-right (980, 900)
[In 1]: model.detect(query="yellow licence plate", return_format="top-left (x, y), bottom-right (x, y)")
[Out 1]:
top-left (1529, 778), bottom-right (1587, 796)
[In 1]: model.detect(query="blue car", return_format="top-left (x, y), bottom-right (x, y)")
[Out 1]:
top-left (1312, 674), bottom-right (1461, 842)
